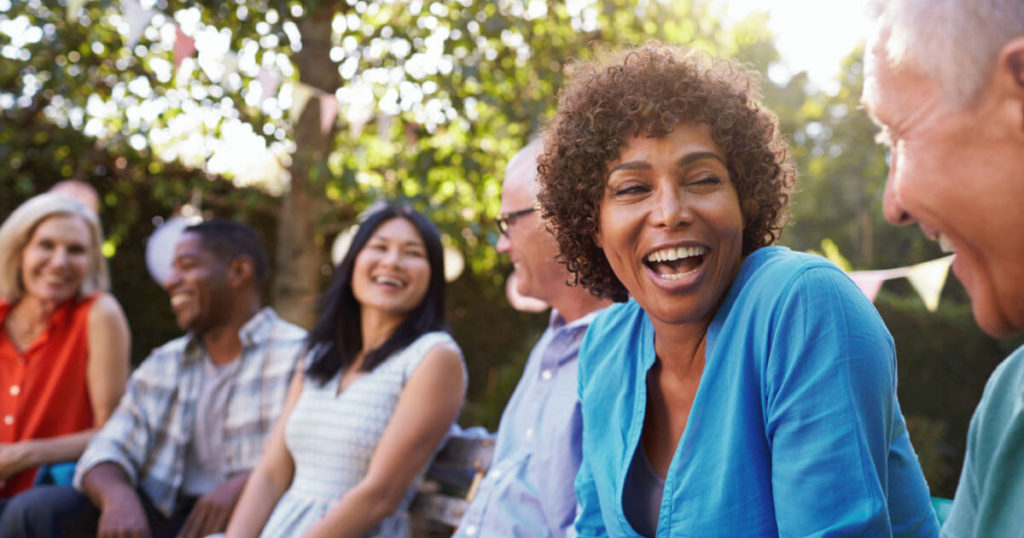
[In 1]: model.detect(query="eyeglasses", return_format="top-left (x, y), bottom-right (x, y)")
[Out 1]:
top-left (495, 206), bottom-right (537, 236)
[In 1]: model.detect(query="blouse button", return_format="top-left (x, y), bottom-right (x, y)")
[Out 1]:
top-left (3, 415), bottom-right (13, 425)
top-left (9, 385), bottom-right (20, 396)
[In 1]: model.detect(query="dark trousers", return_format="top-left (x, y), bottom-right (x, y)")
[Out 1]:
top-left (0, 485), bottom-right (194, 538)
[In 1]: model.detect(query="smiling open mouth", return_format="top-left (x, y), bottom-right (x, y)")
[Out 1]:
top-left (373, 276), bottom-right (406, 288)
top-left (645, 245), bottom-right (706, 280)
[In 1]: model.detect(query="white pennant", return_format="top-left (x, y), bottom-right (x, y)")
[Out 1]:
top-left (123, 0), bottom-right (155, 47)
top-left (256, 69), bottom-right (281, 103)
top-left (66, 0), bottom-right (86, 21)
top-left (906, 255), bottom-right (954, 312)
top-left (290, 82), bottom-right (316, 123)
top-left (319, 93), bottom-right (338, 134)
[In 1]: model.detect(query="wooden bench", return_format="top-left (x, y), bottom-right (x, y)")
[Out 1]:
top-left (409, 430), bottom-right (497, 537)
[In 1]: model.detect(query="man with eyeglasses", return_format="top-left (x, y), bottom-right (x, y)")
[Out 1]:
top-left (454, 139), bottom-right (610, 537)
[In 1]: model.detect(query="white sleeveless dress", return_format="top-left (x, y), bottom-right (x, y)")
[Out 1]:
top-left (259, 331), bottom-right (460, 537)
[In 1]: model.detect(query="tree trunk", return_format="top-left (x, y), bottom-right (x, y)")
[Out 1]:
top-left (271, 6), bottom-right (340, 328)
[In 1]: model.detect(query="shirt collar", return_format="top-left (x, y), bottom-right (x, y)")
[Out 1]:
top-left (544, 307), bottom-right (607, 366)
top-left (182, 307), bottom-right (279, 363)
top-left (548, 307), bottom-right (605, 333)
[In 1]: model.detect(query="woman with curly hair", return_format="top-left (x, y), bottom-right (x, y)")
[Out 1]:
top-left (538, 43), bottom-right (937, 536)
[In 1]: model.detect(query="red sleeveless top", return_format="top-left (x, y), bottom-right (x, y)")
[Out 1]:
top-left (0, 294), bottom-right (98, 496)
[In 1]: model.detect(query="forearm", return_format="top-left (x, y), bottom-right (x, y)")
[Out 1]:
top-left (225, 468), bottom-right (290, 538)
top-left (80, 461), bottom-right (141, 511)
top-left (18, 428), bottom-right (98, 467)
top-left (302, 480), bottom-right (402, 538)
top-left (81, 461), bottom-right (154, 536)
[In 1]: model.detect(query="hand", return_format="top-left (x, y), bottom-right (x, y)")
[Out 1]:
top-left (0, 441), bottom-right (35, 481)
top-left (177, 473), bottom-right (249, 538)
top-left (97, 491), bottom-right (152, 538)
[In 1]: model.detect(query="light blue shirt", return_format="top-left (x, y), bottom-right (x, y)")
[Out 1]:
top-left (455, 308), bottom-right (602, 537)
top-left (575, 247), bottom-right (939, 537)
top-left (942, 344), bottom-right (1024, 537)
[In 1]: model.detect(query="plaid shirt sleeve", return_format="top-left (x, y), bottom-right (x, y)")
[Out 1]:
top-left (71, 309), bottom-right (306, 517)
top-left (72, 339), bottom-right (185, 496)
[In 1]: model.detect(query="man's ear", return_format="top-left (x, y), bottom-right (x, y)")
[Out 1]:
top-left (1006, 38), bottom-right (1024, 89)
top-left (228, 256), bottom-right (255, 288)
top-left (996, 37), bottom-right (1024, 131)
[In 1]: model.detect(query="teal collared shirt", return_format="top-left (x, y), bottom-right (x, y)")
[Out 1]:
top-left (575, 247), bottom-right (938, 537)
top-left (943, 344), bottom-right (1024, 537)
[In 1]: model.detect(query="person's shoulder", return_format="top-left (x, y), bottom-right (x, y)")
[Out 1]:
top-left (995, 344), bottom-right (1024, 372)
top-left (417, 329), bottom-right (457, 345)
top-left (980, 345), bottom-right (1024, 407)
top-left (87, 292), bottom-right (128, 325)
top-left (419, 333), bottom-right (464, 367)
top-left (124, 333), bottom-right (191, 387)
top-left (259, 307), bottom-right (308, 341)
top-left (589, 299), bottom-right (643, 333)
top-left (412, 330), bottom-right (462, 359)
top-left (744, 246), bottom-right (841, 281)
top-left (401, 331), bottom-right (464, 381)
top-left (739, 246), bottom-right (853, 300)
top-left (966, 345), bottom-right (1024, 465)
top-left (139, 334), bottom-right (191, 369)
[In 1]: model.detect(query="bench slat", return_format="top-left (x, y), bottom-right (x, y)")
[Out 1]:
top-left (410, 431), bottom-right (497, 537)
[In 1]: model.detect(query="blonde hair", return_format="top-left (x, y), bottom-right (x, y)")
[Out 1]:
top-left (869, 0), bottom-right (1024, 106)
top-left (0, 193), bottom-right (110, 302)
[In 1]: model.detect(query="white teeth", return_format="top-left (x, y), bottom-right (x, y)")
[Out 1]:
top-left (374, 276), bottom-right (404, 287)
top-left (647, 245), bottom-right (707, 263)
top-left (659, 267), bottom-right (701, 280)
top-left (938, 234), bottom-right (956, 254)
top-left (170, 294), bottom-right (189, 307)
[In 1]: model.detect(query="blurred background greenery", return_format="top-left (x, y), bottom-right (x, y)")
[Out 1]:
top-left (2, 0), bottom-right (1019, 497)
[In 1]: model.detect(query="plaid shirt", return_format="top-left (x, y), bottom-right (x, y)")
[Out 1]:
top-left (73, 307), bottom-right (306, 517)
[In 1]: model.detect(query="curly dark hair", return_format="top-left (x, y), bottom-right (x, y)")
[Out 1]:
top-left (537, 42), bottom-right (796, 302)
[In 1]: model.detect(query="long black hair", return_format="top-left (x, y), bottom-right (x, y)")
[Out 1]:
top-left (306, 204), bottom-right (448, 383)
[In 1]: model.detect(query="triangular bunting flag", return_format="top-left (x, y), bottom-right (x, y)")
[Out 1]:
top-left (256, 69), bottom-right (281, 103)
top-left (906, 255), bottom-right (954, 312)
top-left (66, 0), bottom-right (86, 21)
top-left (290, 83), bottom-right (316, 123)
top-left (173, 25), bottom-right (196, 71)
top-left (220, 52), bottom-right (239, 80)
top-left (319, 93), bottom-right (338, 134)
top-left (849, 271), bottom-right (887, 303)
top-left (123, 0), bottom-right (155, 47)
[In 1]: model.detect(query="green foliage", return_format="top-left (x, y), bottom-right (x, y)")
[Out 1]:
top-left (776, 46), bottom-right (938, 270)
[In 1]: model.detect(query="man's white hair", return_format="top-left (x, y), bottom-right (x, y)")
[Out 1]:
top-left (869, 0), bottom-right (1024, 106)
